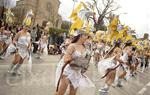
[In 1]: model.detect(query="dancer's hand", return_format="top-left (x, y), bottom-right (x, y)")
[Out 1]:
top-left (81, 68), bottom-right (87, 73)
top-left (12, 41), bottom-right (17, 46)
top-left (81, 73), bottom-right (87, 78)
top-left (28, 47), bottom-right (32, 51)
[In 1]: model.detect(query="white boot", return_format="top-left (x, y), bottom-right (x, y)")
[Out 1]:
top-left (116, 78), bottom-right (123, 87)
top-left (8, 63), bottom-right (16, 73)
top-left (13, 64), bottom-right (22, 75)
top-left (99, 84), bottom-right (109, 95)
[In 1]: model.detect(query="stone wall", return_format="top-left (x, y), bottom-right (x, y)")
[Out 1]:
top-left (13, 0), bottom-right (62, 28)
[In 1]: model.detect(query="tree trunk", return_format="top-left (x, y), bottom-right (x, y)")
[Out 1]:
top-left (1, 6), bottom-right (5, 19)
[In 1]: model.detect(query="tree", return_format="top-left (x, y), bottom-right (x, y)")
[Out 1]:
top-left (87, 0), bottom-right (120, 31)
top-left (61, 21), bottom-right (71, 30)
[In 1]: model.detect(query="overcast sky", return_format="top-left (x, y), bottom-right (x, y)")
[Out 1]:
top-left (59, 0), bottom-right (150, 37)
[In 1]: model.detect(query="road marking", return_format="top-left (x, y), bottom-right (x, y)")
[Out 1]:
top-left (138, 81), bottom-right (150, 94)
top-left (147, 81), bottom-right (150, 87)
top-left (138, 87), bottom-right (147, 94)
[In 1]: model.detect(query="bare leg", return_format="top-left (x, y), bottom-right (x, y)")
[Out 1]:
top-left (99, 70), bottom-right (116, 95)
top-left (68, 84), bottom-right (77, 95)
top-left (119, 71), bottom-right (127, 79)
top-left (10, 53), bottom-right (24, 75)
top-left (56, 75), bottom-right (69, 95)
top-left (105, 70), bottom-right (116, 86)
top-left (14, 56), bottom-right (24, 70)
top-left (8, 53), bottom-right (21, 72)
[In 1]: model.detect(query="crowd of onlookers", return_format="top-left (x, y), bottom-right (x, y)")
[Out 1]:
top-left (0, 19), bottom-right (65, 56)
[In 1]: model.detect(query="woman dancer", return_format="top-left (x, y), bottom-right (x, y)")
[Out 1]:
top-left (60, 37), bottom-right (72, 59)
top-left (94, 40), bottom-right (105, 67)
top-left (37, 32), bottom-right (48, 58)
top-left (8, 26), bottom-right (31, 75)
top-left (55, 30), bottom-right (92, 95)
top-left (0, 26), bottom-right (12, 57)
top-left (115, 41), bottom-right (132, 87)
top-left (98, 41), bottom-right (123, 95)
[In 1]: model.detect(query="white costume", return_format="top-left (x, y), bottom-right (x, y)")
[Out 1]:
top-left (98, 56), bottom-right (116, 77)
top-left (38, 35), bottom-right (48, 55)
top-left (120, 51), bottom-right (129, 72)
top-left (39, 35), bottom-right (48, 49)
top-left (60, 43), bottom-right (66, 54)
top-left (120, 51), bottom-right (128, 63)
top-left (0, 31), bottom-right (12, 45)
top-left (4, 35), bottom-right (12, 45)
top-left (55, 45), bottom-right (92, 89)
top-left (17, 35), bottom-right (31, 59)
top-left (95, 44), bottom-right (103, 54)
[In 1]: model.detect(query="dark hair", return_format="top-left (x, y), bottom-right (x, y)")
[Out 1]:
top-left (108, 45), bottom-right (118, 55)
top-left (123, 40), bottom-right (132, 49)
top-left (132, 46), bottom-right (136, 51)
top-left (113, 39), bottom-right (121, 47)
top-left (74, 28), bottom-right (77, 31)
top-left (33, 27), bottom-right (36, 30)
top-left (106, 40), bottom-right (121, 56)
top-left (4, 24), bottom-right (9, 30)
top-left (8, 26), bottom-right (12, 31)
top-left (28, 30), bottom-right (31, 33)
top-left (71, 34), bottom-right (82, 43)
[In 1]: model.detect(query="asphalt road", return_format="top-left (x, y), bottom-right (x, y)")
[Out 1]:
top-left (0, 54), bottom-right (150, 95)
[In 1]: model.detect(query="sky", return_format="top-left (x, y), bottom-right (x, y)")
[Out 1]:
top-left (58, 0), bottom-right (150, 37)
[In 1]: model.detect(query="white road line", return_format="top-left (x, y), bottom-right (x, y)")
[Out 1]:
top-left (147, 81), bottom-right (150, 87)
top-left (138, 81), bottom-right (150, 94)
top-left (138, 87), bottom-right (147, 94)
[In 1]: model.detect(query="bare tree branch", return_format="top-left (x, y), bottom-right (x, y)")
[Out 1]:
top-left (102, 0), bottom-right (106, 7)
top-left (105, 6), bottom-right (120, 15)
top-left (100, 0), bottom-right (119, 19)
top-left (93, 0), bottom-right (101, 15)
top-left (89, 0), bottom-right (120, 30)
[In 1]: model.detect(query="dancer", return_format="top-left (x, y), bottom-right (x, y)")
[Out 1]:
top-left (129, 47), bottom-right (138, 76)
top-left (60, 37), bottom-right (72, 59)
top-left (55, 30), bottom-right (92, 95)
top-left (37, 32), bottom-right (48, 58)
top-left (0, 26), bottom-right (12, 57)
top-left (94, 40), bottom-right (105, 67)
top-left (115, 41), bottom-right (132, 87)
top-left (8, 26), bottom-right (31, 75)
top-left (98, 41), bottom-right (123, 95)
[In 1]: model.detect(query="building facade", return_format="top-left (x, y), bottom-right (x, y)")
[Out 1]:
top-left (13, 0), bottom-right (62, 28)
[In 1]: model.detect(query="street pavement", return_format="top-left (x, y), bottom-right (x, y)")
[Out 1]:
top-left (0, 54), bottom-right (150, 95)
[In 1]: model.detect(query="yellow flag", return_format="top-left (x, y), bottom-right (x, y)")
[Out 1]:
top-left (85, 22), bottom-right (91, 33)
top-left (108, 16), bottom-right (119, 31)
top-left (70, 18), bottom-right (83, 30)
top-left (23, 17), bottom-right (32, 26)
top-left (69, 3), bottom-right (83, 19)
top-left (81, 2), bottom-right (88, 9)
top-left (125, 35), bottom-right (133, 42)
top-left (110, 31), bottom-right (119, 40)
